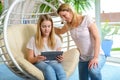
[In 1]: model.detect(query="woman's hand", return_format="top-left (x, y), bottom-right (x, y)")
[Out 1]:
top-left (56, 55), bottom-right (64, 62)
top-left (88, 57), bottom-right (98, 69)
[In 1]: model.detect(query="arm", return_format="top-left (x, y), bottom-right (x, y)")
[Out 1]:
top-left (26, 49), bottom-right (46, 64)
top-left (55, 35), bottom-right (64, 62)
top-left (88, 23), bottom-right (101, 68)
top-left (89, 23), bottom-right (100, 58)
top-left (56, 49), bottom-right (63, 62)
top-left (54, 24), bottom-right (69, 34)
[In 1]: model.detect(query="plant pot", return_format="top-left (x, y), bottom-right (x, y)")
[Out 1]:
top-left (102, 39), bottom-right (113, 57)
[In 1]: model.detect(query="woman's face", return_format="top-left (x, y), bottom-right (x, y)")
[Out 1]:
top-left (59, 11), bottom-right (73, 23)
top-left (40, 20), bottom-right (52, 37)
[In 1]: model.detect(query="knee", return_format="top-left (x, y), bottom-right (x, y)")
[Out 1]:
top-left (44, 65), bottom-right (55, 73)
top-left (89, 67), bottom-right (101, 75)
top-left (89, 67), bottom-right (102, 80)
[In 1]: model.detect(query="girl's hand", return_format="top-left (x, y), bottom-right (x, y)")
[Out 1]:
top-left (56, 55), bottom-right (63, 62)
top-left (88, 57), bottom-right (98, 69)
top-left (37, 55), bottom-right (46, 62)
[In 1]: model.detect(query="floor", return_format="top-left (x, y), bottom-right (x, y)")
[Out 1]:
top-left (107, 51), bottom-right (120, 63)
top-left (110, 51), bottom-right (120, 58)
top-left (0, 51), bottom-right (120, 80)
top-left (102, 62), bottom-right (120, 80)
top-left (0, 62), bottom-right (120, 80)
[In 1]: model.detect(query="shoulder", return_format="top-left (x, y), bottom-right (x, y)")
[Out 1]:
top-left (55, 34), bottom-right (62, 42)
top-left (28, 35), bottom-right (35, 42)
top-left (83, 15), bottom-right (95, 27)
top-left (54, 34), bottom-right (62, 47)
top-left (30, 35), bottom-right (35, 40)
top-left (85, 15), bottom-right (95, 22)
top-left (55, 34), bottom-right (61, 40)
top-left (26, 35), bottom-right (36, 48)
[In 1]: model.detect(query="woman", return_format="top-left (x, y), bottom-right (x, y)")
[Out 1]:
top-left (55, 3), bottom-right (106, 80)
top-left (26, 14), bottom-right (66, 80)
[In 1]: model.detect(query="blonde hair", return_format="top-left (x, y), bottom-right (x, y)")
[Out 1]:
top-left (57, 3), bottom-right (80, 28)
top-left (35, 14), bottom-right (56, 50)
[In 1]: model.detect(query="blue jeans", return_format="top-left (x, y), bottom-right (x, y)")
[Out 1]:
top-left (34, 61), bottom-right (66, 80)
top-left (79, 55), bottom-right (106, 80)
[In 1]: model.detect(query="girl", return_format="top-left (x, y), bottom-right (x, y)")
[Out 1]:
top-left (26, 14), bottom-right (66, 80)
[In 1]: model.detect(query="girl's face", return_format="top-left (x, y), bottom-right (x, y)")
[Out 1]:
top-left (59, 11), bottom-right (73, 23)
top-left (40, 20), bottom-right (52, 37)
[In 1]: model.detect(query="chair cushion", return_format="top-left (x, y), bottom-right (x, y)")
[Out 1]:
top-left (7, 24), bottom-right (37, 58)
top-left (7, 24), bottom-right (80, 79)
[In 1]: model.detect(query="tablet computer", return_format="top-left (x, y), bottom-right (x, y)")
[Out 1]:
top-left (41, 51), bottom-right (63, 60)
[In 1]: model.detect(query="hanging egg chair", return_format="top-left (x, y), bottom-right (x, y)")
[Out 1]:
top-left (0, 0), bottom-right (79, 80)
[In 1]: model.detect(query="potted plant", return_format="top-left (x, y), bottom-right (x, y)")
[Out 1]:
top-left (101, 39), bottom-right (113, 57)
top-left (0, 1), bottom-right (3, 16)
top-left (64, 0), bottom-right (94, 13)
top-left (101, 22), bottom-right (120, 56)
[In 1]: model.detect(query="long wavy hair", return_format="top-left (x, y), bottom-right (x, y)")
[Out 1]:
top-left (35, 14), bottom-right (56, 50)
top-left (57, 3), bottom-right (80, 28)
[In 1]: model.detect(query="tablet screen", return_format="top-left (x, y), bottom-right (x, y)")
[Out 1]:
top-left (41, 51), bottom-right (63, 60)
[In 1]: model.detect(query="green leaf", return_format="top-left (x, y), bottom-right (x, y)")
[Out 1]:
top-left (0, 1), bottom-right (3, 15)
top-left (64, 0), bottom-right (94, 13)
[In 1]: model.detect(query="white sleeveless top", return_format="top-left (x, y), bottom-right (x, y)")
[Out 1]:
top-left (70, 15), bottom-right (104, 61)
top-left (26, 35), bottom-right (62, 56)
